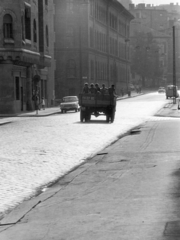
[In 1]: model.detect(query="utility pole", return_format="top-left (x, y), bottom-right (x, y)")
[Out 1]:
top-left (173, 25), bottom-right (176, 104)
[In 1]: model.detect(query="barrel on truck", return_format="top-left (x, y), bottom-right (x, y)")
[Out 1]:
top-left (78, 93), bottom-right (116, 123)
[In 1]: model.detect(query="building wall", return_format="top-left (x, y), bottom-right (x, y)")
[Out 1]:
top-left (130, 4), bottom-right (170, 87)
top-left (54, 0), bottom-right (133, 98)
top-left (0, 0), bottom-right (53, 114)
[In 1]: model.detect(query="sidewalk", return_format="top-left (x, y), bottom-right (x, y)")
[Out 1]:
top-left (155, 99), bottom-right (180, 118)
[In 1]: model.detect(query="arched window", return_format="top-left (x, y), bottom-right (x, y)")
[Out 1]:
top-left (33, 19), bottom-right (37, 43)
top-left (67, 60), bottom-right (76, 78)
top-left (3, 14), bottom-right (13, 39)
top-left (46, 25), bottom-right (49, 47)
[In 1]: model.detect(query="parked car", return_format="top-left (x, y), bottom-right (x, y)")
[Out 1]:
top-left (166, 85), bottom-right (179, 99)
top-left (158, 87), bottom-right (165, 93)
top-left (60, 96), bottom-right (80, 113)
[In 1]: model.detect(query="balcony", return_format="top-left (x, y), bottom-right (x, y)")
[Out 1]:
top-left (0, 48), bottom-right (51, 67)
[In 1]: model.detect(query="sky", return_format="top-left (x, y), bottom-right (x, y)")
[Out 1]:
top-left (132, 0), bottom-right (180, 5)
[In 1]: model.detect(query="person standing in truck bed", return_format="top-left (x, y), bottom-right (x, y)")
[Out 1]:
top-left (100, 84), bottom-right (108, 94)
top-left (89, 83), bottom-right (96, 94)
top-left (82, 83), bottom-right (89, 94)
top-left (108, 84), bottom-right (117, 96)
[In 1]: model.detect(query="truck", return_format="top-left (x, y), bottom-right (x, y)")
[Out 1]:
top-left (78, 93), bottom-right (116, 123)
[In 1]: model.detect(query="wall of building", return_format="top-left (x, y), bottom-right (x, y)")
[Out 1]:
top-left (129, 4), bottom-right (170, 87)
top-left (0, 0), bottom-right (54, 113)
top-left (54, 0), bottom-right (133, 98)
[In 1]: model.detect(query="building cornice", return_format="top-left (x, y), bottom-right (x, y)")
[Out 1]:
top-left (0, 48), bottom-right (51, 67)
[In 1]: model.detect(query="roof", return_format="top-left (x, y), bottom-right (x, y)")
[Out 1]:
top-left (113, 0), bottom-right (135, 21)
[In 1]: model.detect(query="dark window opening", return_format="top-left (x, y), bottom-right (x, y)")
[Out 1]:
top-left (3, 14), bottom-right (13, 39)
top-left (25, 6), bottom-right (31, 40)
top-left (15, 77), bottom-right (20, 100)
top-left (33, 19), bottom-right (37, 43)
top-left (21, 15), bottom-right (25, 40)
top-left (45, 0), bottom-right (48, 5)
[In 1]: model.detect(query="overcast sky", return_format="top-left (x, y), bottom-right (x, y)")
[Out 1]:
top-left (132, 0), bottom-right (180, 5)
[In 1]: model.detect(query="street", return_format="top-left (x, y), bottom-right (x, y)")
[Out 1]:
top-left (0, 93), bottom-right (167, 218)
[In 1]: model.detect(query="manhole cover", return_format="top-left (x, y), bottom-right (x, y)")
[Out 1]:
top-left (164, 221), bottom-right (180, 236)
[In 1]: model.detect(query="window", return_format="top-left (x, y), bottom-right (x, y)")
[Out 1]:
top-left (33, 19), bottom-right (37, 43)
top-left (67, 60), bottom-right (76, 78)
top-left (3, 14), bottom-right (13, 39)
top-left (25, 5), bottom-right (31, 40)
top-left (46, 25), bottom-right (49, 47)
top-left (45, 0), bottom-right (48, 5)
top-left (21, 15), bottom-right (25, 41)
top-left (15, 77), bottom-right (20, 100)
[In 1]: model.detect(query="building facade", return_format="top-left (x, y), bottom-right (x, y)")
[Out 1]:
top-left (129, 3), bottom-right (180, 88)
top-left (129, 3), bottom-right (170, 87)
top-left (54, 0), bottom-right (134, 98)
top-left (0, 0), bottom-right (55, 114)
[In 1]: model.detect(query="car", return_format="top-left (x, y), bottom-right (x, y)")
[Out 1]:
top-left (60, 96), bottom-right (80, 113)
top-left (166, 85), bottom-right (179, 99)
top-left (158, 87), bottom-right (165, 93)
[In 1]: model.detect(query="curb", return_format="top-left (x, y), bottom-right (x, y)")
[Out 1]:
top-left (17, 111), bottom-right (61, 117)
top-left (0, 121), bottom-right (12, 126)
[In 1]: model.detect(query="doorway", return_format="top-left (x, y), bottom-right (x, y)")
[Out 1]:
top-left (21, 87), bottom-right (23, 111)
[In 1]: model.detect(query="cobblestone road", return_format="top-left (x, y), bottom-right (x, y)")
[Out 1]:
top-left (0, 93), bottom-right (169, 218)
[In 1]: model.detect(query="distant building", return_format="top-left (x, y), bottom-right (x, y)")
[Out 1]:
top-left (129, 3), bottom-right (171, 87)
top-left (54, 0), bottom-right (134, 98)
top-left (0, 0), bottom-right (55, 114)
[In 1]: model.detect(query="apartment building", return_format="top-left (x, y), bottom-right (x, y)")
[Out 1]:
top-left (129, 3), bottom-right (170, 87)
top-left (54, 0), bottom-right (134, 98)
top-left (0, 0), bottom-right (55, 114)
